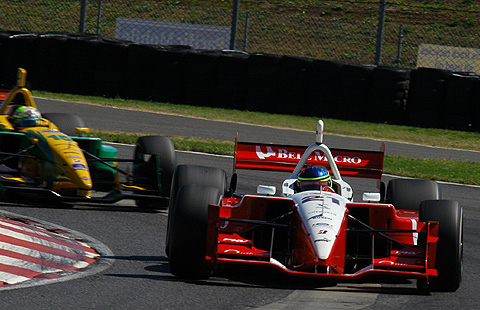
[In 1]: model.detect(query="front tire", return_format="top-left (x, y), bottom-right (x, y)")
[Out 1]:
top-left (168, 184), bottom-right (222, 279)
top-left (419, 200), bottom-right (463, 291)
top-left (133, 136), bottom-right (176, 209)
top-left (165, 165), bottom-right (227, 256)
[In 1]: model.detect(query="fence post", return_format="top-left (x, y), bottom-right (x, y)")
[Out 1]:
top-left (396, 25), bottom-right (404, 68)
top-left (79, 0), bottom-right (88, 33)
top-left (96, 0), bottom-right (103, 35)
top-left (243, 12), bottom-right (250, 52)
top-left (374, 0), bottom-right (387, 66)
top-left (230, 0), bottom-right (240, 50)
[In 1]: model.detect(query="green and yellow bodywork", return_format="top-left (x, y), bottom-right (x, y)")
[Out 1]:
top-left (0, 68), bottom-right (172, 207)
top-left (0, 69), bottom-right (94, 197)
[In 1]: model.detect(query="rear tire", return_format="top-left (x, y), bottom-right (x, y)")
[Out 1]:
top-left (168, 184), bottom-right (222, 279)
top-left (386, 179), bottom-right (441, 210)
top-left (419, 200), bottom-right (463, 292)
top-left (133, 136), bottom-right (176, 209)
top-left (42, 113), bottom-right (85, 136)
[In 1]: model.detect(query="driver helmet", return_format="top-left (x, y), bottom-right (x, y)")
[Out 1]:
top-left (12, 106), bottom-right (41, 127)
top-left (297, 166), bottom-right (332, 191)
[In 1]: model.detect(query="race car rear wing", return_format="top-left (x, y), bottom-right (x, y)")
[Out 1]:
top-left (0, 91), bottom-right (8, 101)
top-left (0, 68), bottom-right (37, 115)
top-left (234, 136), bottom-right (385, 180)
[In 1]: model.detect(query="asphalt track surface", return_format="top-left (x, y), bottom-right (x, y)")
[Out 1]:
top-left (0, 98), bottom-right (478, 309)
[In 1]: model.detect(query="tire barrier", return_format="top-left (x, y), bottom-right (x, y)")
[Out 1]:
top-left (307, 59), bottom-right (343, 119)
top-left (181, 50), bottom-right (222, 107)
top-left (126, 43), bottom-right (159, 101)
top-left (0, 32), bottom-right (10, 87)
top-left (215, 50), bottom-right (249, 110)
top-left (62, 35), bottom-right (100, 95)
top-left (33, 34), bottom-right (68, 92)
top-left (95, 38), bottom-right (130, 98)
top-left (151, 45), bottom-right (191, 104)
top-left (245, 53), bottom-right (282, 112)
top-left (407, 67), bottom-right (451, 128)
top-left (277, 56), bottom-right (313, 115)
top-left (2, 33), bottom-right (38, 87)
top-left (369, 66), bottom-right (410, 124)
top-left (0, 31), bottom-right (478, 132)
top-left (444, 74), bottom-right (480, 132)
top-left (337, 63), bottom-right (375, 121)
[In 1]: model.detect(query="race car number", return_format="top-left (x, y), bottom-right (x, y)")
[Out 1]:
top-left (47, 134), bottom-right (73, 142)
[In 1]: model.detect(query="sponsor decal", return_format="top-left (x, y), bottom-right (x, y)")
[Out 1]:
top-left (314, 238), bottom-right (331, 243)
top-left (72, 159), bottom-right (82, 163)
top-left (378, 260), bottom-right (394, 266)
top-left (73, 164), bottom-right (88, 171)
top-left (308, 215), bottom-right (332, 221)
top-left (224, 249), bottom-right (241, 254)
top-left (394, 250), bottom-right (421, 255)
top-left (68, 155), bottom-right (80, 158)
top-left (301, 196), bottom-right (324, 204)
top-left (323, 211), bottom-right (337, 216)
top-left (307, 214), bottom-right (323, 221)
top-left (255, 145), bottom-right (276, 160)
top-left (253, 147), bottom-right (362, 165)
top-left (223, 238), bottom-right (249, 243)
top-left (318, 230), bottom-right (328, 234)
top-left (41, 129), bottom-right (60, 133)
top-left (59, 148), bottom-right (79, 152)
top-left (312, 222), bottom-right (332, 228)
top-left (331, 197), bottom-right (340, 205)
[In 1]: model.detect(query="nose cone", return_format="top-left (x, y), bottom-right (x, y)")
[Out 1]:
top-left (71, 163), bottom-right (93, 189)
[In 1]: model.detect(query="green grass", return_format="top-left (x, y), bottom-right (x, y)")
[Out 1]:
top-left (38, 91), bottom-right (480, 152)
top-left (94, 129), bottom-right (234, 156)
top-left (93, 129), bottom-right (480, 186)
top-left (49, 89), bottom-right (480, 187)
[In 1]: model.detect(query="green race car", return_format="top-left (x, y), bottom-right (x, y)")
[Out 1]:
top-left (0, 68), bottom-right (176, 209)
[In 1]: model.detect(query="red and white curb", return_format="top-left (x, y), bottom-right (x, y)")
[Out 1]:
top-left (0, 215), bottom-right (103, 287)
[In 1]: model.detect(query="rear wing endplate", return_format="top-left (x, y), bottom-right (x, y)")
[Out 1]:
top-left (234, 136), bottom-right (385, 180)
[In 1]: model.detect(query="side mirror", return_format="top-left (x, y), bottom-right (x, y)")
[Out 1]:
top-left (75, 127), bottom-right (90, 136)
top-left (257, 185), bottom-right (276, 196)
top-left (362, 192), bottom-right (381, 202)
top-left (29, 137), bottom-right (39, 145)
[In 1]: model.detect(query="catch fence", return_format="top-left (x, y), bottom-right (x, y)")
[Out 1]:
top-left (1, 1), bottom-right (479, 69)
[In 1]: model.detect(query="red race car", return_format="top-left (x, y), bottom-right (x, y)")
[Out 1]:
top-left (166, 120), bottom-right (463, 292)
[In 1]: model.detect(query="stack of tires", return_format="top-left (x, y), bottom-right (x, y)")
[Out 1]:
top-left (245, 53), bottom-right (282, 112)
top-left (126, 43), bottom-right (160, 101)
top-left (444, 73), bottom-right (480, 132)
top-left (33, 34), bottom-right (69, 92)
top-left (407, 67), bottom-right (451, 128)
top-left (369, 66), bottom-right (410, 124)
top-left (61, 34), bottom-right (100, 95)
top-left (181, 49), bottom-right (221, 106)
top-left (337, 63), bottom-right (375, 121)
top-left (94, 38), bottom-right (131, 98)
top-left (0, 31), bottom-right (10, 87)
top-left (215, 50), bottom-right (249, 110)
top-left (151, 45), bottom-right (191, 104)
top-left (1, 33), bottom-right (38, 87)
top-left (307, 59), bottom-right (343, 119)
top-left (276, 55), bottom-right (313, 115)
